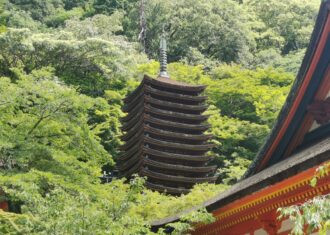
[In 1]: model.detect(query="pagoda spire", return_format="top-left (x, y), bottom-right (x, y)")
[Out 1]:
top-left (159, 25), bottom-right (169, 78)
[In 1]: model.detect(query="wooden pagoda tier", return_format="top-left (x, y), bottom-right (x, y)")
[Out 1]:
top-left (117, 75), bottom-right (217, 195)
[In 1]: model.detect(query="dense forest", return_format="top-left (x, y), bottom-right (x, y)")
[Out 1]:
top-left (0, 0), bottom-right (321, 234)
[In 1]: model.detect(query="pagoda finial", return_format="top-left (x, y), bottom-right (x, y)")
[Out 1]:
top-left (159, 25), bottom-right (169, 78)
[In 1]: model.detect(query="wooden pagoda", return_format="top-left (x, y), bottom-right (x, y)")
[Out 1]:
top-left (151, 1), bottom-right (330, 234)
top-left (117, 33), bottom-right (217, 195)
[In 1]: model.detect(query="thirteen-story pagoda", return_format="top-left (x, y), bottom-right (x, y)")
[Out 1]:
top-left (117, 30), bottom-right (217, 195)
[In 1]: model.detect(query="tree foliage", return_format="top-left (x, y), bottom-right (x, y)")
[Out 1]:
top-left (246, 0), bottom-right (319, 54)
top-left (0, 28), bottom-right (145, 96)
top-left (124, 0), bottom-right (256, 64)
top-left (0, 68), bottom-right (112, 171)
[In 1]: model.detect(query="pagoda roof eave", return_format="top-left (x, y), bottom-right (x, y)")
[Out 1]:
top-left (120, 160), bottom-right (143, 178)
top-left (122, 93), bottom-right (144, 112)
top-left (121, 125), bottom-right (212, 145)
top-left (145, 116), bottom-right (210, 131)
top-left (121, 135), bottom-right (213, 153)
top-left (144, 158), bottom-right (217, 173)
top-left (145, 105), bottom-right (209, 121)
top-left (123, 81), bottom-right (145, 103)
top-left (121, 119), bottom-right (144, 141)
top-left (123, 85), bottom-right (208, 114)
top-left (144, 125), bottom-right (213, 141)
top-left (118, 143), bottom-right (141, 161)
top-left (143, 147), bottom-right (213, 162)
top-left (144, 75), bottom-right (206, 92)
top-left (145, 96), bottom-right (208, 112)
top-left (123, 75), bottom-right (206, 103)
top-left (119, 128), bottom-right (144, 151)
top-left (121, 101), bottom-right (144, 122)
top-left (123, 105), bottom-right (209, 127)
top-left (118, 145), bottom-right (214, 169)
top-left (145, 181), bottom-right (190, 195)
top-left (145, 86), bottom-right (207, 102)
top-left (121, 112), bottom-right (210, 133)
top-left (121, 111), bottom-right (144, 131)
top-left (144, 136), bottom-right (214, 151)
top-left (140, 168), bottom-right (218, 184)
top-left (117, 151), bottom-right (141, 171)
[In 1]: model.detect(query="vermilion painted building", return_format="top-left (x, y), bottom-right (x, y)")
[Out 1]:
top-left (151, 1), bottom-right (330, 234)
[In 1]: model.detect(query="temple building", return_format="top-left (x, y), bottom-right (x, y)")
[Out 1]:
top-left (117, 32), bottom-right (217, 194)
top-left (151, 1), bottom-right (330, 234)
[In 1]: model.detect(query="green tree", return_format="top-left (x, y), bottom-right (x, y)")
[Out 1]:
top-left (206, 106), bottom-right (269, 184)
top-left (93, 0), bottom-right (139, 15)
top-left (246, 0), bottom-right (319, 54)
top-left (64, 12), bottom-right (124, 40)
top-left (0, 67), bottom-right (112, 171)
top-left (125, 0), bottom-right (256, 64)
top-left (0, 0), bottom-right (7, 32)
top-left (207, 65), bottom-right (293, 125)
top-left (6, 0), bottom-right (64, 21)
top-left (0, 28), bottom-right (145, 96)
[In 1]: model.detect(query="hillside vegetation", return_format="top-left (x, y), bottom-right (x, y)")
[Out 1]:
top-left (0, 0), bottom-right (319, 234)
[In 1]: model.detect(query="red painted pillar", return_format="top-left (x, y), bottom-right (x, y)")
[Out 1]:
top-left (0, 201), bottom-right (8, 211)
top-left (260, 212), bottom-right (281, 235)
